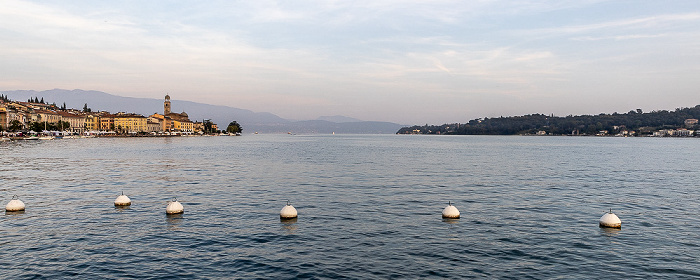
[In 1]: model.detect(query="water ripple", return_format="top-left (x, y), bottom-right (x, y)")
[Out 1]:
top-left (2, 136), bottom-right (700, 278)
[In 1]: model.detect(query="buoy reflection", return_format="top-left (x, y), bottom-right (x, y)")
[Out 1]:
top-left (599, 227), bottom-right (621, 237)
top-left (281, 217), bottom-right (298, 233)
top-left (166, 213), bottom-right (184, 230)
top-left (442, 218), bottom-right (459, 224)
top-left (4, 210), bottom-right (25, 215)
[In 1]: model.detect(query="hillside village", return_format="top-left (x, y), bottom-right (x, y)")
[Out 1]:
top-left (0, 94), bottom-right (230, 137)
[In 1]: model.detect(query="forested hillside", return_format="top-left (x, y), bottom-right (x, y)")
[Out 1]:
top-left (397, 106), bottom-right (700, 135)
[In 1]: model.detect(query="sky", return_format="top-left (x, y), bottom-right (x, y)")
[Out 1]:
top-left (1, 0), bottom-right (700, 124)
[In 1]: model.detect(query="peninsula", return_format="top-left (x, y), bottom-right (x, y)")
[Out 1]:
top-left (397, 106), bottom-right (700, 137)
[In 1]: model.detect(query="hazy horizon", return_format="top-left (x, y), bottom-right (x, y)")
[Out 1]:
top-left (2, 1), bottom-right (700, 124)
top-left (5, 88), bottom-right (700, 126)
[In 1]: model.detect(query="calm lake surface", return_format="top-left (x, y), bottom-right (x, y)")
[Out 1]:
top-left (1, 135), bottom-right (699, 279)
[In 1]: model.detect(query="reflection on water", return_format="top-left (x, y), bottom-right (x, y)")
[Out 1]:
top-left (4, 210), bottom-right (25, 216)
top-left (280, 218), bottom-right (298, 234)
top-left (166, 213), bottom-right (184, 230)
top-left (599, 227), bottom-right (622, 237)
top-left (442, 218), bottom-right (459, 224)
top-left (114, 205), bottom-right (131, 211)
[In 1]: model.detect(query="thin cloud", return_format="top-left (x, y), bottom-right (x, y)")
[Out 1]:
top-left (530, 13), bottom-right (700, 35)
top-left (571, 33), bottom-right (670, 41)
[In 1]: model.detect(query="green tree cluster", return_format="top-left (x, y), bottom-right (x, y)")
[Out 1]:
top-left (27, 97), bottom-right (45, 104)
top-left (202, 119), bottom-right (215, 134)
top-left (27, 121), bottom-right (71, 132)
top-left (8, 120), bottom-right (24, 132)
top-left (226, 121), bottom-right (242, 133)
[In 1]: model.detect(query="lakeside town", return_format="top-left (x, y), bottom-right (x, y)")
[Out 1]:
top-left (0, 94), bottom-right (241, 140)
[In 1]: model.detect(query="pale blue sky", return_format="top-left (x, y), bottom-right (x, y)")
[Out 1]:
top-left (2, 0), bottom-right (699, 124)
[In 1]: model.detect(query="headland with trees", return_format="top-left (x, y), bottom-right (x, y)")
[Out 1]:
top-left (397, 105), bottom-right (700, 137)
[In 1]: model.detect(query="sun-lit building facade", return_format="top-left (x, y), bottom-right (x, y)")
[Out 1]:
top-left (85, 114), bottom-right (100, 131)
top-left (114, 113), bottom-right (147, 133)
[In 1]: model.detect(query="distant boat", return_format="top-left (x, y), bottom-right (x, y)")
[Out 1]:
top-left (24, 136), bottom-right (39, 140)
top-left (1, 137), bottom-right (10, 142)
top-left (38, 136), bottom-right (55, 140)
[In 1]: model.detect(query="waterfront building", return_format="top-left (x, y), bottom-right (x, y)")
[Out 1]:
top-left (615, 130), bottom-right (635, 137)
top-left (85, 114), bottom-right (101, 131)
top-left (147, 121), bottom-right (161, 133)
top-left (193, 120), bottom-right (218, 134)
top-left (114, 112), bottom-right (147, 133)
top-left (148, 113), bottom-right (172, 131)
top-left (0, 103), bottom-right (32, 130)
top-left (671, 128), bottom-right (693, 137)
top-left (32, 109), bottom-right (61, 124)
top-left (100, 114), bottom-right (115, 131)
top-left (0, 106), bottom-right (6, 130)
top-left (685, 119), bottom-right (698, 127)
top-left (57, 111), bottom-right (86, 134)
top-left (654, 129), bottom-right (673, 137)
top-left (193, 121), bottom-right (204, 133)
top-left (173, 119), bottom-right (194, 132)
top-left (5, 108), bottom-right (29, 130)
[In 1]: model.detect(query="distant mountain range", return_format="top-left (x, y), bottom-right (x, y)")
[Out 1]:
top-left (316, 115), bottom-right (363, 123)
top-left (1, 89), bottom-right (405, 134)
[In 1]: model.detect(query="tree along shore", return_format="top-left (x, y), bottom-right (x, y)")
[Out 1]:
top-left (397, 105), bottom-right (700, 136)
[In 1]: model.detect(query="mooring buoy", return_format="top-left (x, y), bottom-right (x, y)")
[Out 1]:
top-left (280, 200), bottom-right (298, 220)
top-left (442, 201), bottom-right (460, 219)
top-left (114, 191), bottom-right (131, 206)
top-left (599, 209), bottom-right (621, 228)
top-left (5, 195), bottom-right (25, 212)
top-left (166, 198), bottom-right (184, 214)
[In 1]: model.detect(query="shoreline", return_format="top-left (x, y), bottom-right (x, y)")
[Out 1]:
top-left (2, 134), bottom-right (238, 140)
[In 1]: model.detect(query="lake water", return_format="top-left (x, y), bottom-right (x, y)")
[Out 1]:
top-left (1, 135), bottom-right (699, 279)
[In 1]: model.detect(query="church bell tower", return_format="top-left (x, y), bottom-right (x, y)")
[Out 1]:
top-left (164, 94), bottom-right (171, 115)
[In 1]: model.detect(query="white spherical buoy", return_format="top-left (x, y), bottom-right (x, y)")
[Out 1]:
top-left (166, 198), bottom-right (184, 214)
top-left (599, 209), bottom-right (621, 228)
top-left (280, 200), bottom-right (298, 220)
top-left (114, 192), bottom-right (131, 206)
top-left (5, 195), bottom-right (26, 212)
top-left (442, 201), bottom-right (460, 219)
